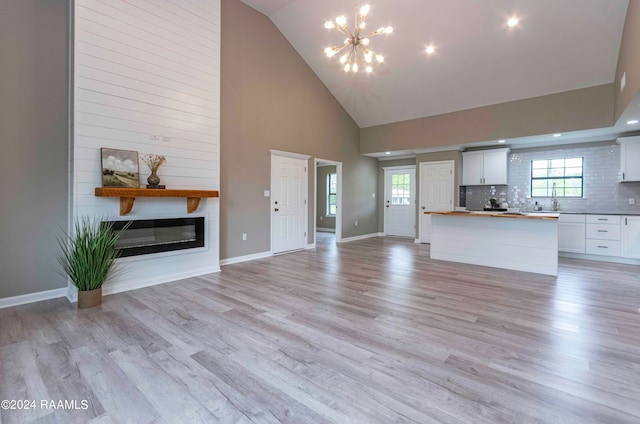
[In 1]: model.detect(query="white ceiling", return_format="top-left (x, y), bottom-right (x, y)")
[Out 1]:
top-left (240, 0), bottom-right (629, 130)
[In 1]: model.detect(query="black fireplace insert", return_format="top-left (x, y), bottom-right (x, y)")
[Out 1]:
top-left (106, 217), bottom-right (205, 257)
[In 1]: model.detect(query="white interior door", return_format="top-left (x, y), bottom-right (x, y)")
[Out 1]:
top-left (271, 154), bottom-right (308, 254)
top-left (384, 167), bottom-right (416, 237)
top-left (420, 161), bottom-right (454, 243)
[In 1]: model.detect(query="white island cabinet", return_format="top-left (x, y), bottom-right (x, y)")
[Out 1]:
top-left (429, 211), bottom-right (558, 276)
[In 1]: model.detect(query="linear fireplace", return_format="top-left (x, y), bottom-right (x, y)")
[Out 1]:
top-left (107, 217), bottom-right (205, 257)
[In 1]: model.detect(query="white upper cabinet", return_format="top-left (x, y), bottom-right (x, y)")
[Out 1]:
top-left (619, 136), bottom-right (640, 182)
top-left (462, 148), bottom-right (509, 186)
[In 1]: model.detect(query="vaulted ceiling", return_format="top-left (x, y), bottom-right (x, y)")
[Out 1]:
top-left (240, 0), bottom-right (629, 129)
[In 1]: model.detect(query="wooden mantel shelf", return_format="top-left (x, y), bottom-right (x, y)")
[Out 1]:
top-left (95, 187), bottom-right (219, 215)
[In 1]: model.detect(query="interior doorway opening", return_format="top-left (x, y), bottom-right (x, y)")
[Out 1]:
top-left (314, 158), bottom-right (342, 245)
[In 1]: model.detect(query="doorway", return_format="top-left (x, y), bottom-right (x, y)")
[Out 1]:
top-left (419, 160), bottom-right (454, 243)
top-left (314, 158), bottom-right (342, 244)
top-left (383, 166), bottom-right (416, 238)
top-left (271, 151), bottom-right (309, 254)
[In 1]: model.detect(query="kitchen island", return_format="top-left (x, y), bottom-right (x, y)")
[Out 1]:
top-left (427, 211), bottom-right (559, 276)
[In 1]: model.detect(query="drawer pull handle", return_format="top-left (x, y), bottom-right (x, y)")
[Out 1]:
top-left (597, 230), bottom-right (608, 233)
top-left (597, 218), bottom-right (608, 221)
top-left (597, 246), bottom-right (608, 249)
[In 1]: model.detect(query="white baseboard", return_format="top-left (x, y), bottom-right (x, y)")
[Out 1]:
top-left (414, 239), bottom-right (421, 243)
top-left (306, 243), bottom-right (316, 249)
top-left (220, 250), bottom-right (272, 266)
top-left (316, 227), bottom-right (336, 233)
top-left (66, 265), bottom-right (222, 303)
top-left (339, 232), bottom-right (384, 243)
top-left (560, 252), bottom-right (640, 265)
top-left (0, 287), bottom-right (68, 310)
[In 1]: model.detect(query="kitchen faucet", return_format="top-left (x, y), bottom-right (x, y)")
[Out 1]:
top-left (551, 182), bottom-right (559, 211)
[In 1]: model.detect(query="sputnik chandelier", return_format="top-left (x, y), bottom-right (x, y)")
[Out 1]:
top-left (323, 1), bottom-right (393, 73)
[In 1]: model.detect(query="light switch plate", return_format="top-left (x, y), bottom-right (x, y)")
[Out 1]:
top-left (264, 190), bottom-right (270, 197)
top-left (629, 198), bottom-right (635, 205)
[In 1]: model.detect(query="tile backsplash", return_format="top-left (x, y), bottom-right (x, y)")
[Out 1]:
top-left (462, 142), bottom-right (640, 213)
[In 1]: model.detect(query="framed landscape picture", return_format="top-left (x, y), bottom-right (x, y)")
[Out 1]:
top-left (100, 148), bottom-right (140, 188)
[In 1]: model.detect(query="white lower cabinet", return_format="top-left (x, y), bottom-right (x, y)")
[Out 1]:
top-left (586, 215), bottom-right (621, 257)
top-left (559, 214), bottom-right (640, 262)
top-left (586, 239), bottom-right (621, 257)
top-left (558, 214), bottom-right (585, 253)
top-left (622, 216), bottom-right (640, 259)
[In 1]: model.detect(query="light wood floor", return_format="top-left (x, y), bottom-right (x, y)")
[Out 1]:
top-left (2, 234), bottom-right (640, 423)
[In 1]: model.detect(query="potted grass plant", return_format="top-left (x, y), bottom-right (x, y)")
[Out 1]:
top-left (57, 217), bottom-right (130, 309)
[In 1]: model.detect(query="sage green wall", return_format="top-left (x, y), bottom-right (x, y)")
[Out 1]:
top-left (0, 0), bottom-right (69, 299)
top-left (377, 158), bottom-right (416, 233)
top-left (360, 84), bottom-right (614, 154)
top-left (316, 165), bottom-right (336, 229)
top-left (615, 0), bottom-right (640, 121)
top-left (220, 0), bottom-right (378, 259)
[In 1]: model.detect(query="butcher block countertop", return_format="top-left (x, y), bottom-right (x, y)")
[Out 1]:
top-left (425, 211), bottom-right (559, 220)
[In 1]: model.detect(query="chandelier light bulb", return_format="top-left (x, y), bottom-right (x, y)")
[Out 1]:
top-left (360, 4), bottom-right (370, 16)
top-left (324, 21), bottom-right (335, 29)
top-left (360, 22), bottom-right (366, 29)
top-left (364, 53), bottom-right (373, 63)
top-left (507, 17), bottom-right (519, 27)
top-left (376, 54), bottom-right (384, 63)
top-left (336, 15), bottom-right (347, 26)
top-left (366, 66), bottom-right (373, 73)
top-left (339, 54), bottom-right (348, 64)
top-left (325, 47), bottom-right (335, 57)
top-left (426, 45), bottom-right (435, 55)
top-left (344, 64), bottom-right (351, 72)
top-left (352, 63), bottom-right (359, 72)
top-left (384, 26), bottom-right (393, 34)
top-left (361, 38), bottom-right (370, 46)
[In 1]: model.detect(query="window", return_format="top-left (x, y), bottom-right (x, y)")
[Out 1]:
top-left (327, 173), bottom-right (337, 215)
top-left (531, 158), bottom-right (583, 198)
top-left (391, 173), bottom-right (411, 205)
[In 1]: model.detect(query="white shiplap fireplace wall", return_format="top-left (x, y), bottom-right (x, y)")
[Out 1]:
top-left (71, 0), bottom-right (221, 300)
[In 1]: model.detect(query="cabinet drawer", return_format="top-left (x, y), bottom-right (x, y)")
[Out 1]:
top-left (586, 224), bottom-right (621, 240)
top-left (586, 215), bottom-right (621, 225)
top-left (586, 239), bottom-right (621, 256)
top-left (559, 214), bottom-right (586, 223)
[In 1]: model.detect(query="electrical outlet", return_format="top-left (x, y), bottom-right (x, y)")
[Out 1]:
top-left (242, 233), bottom-right (247, 241)
top-left (372, 193), bottom-right (376, 198)
top-left (355, 220), bottom-right (358, 227)
top-left (264, 190), bottom-right (270, 197)
top-left (320, 216), bottom-right (323, 221)
top-left (629, 198), bottom-right (636, 205)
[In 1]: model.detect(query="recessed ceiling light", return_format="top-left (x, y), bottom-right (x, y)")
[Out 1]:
top-left (498, 139), bottom-right (506, 144)
top-left (425, 45), bottom-right (435, 55)
top-left (552, 133), bottom-right (562, 137)
top-left (507, 17), bottom-right (519, 27)
top-left (385, 151), bottom-right (391, 155)
top-left (627, 119), bottom-right (639, 125)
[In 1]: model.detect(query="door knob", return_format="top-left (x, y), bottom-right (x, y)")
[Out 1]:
top-left (386, 205), bottom-right (389, 208)
top-left (274, 208), bottom-right (279, 212)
